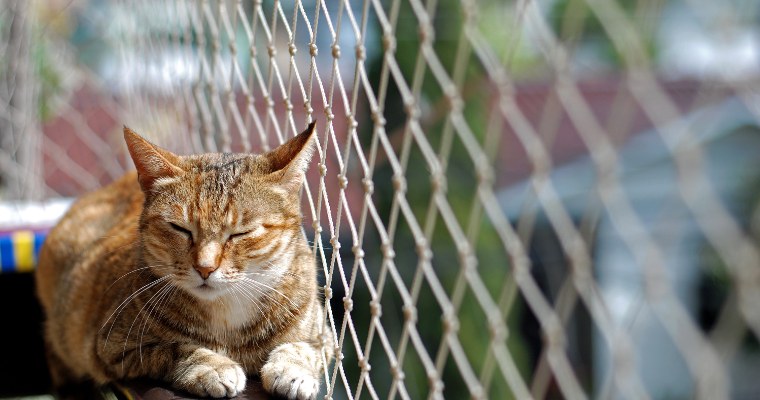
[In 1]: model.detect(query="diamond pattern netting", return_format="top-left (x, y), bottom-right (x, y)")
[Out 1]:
top-left (0, 0), bottom-right (43, 200)
top-left (5, 0), bottom-right (760, 399)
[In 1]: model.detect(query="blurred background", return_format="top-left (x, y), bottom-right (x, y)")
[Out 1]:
top-left (1, 0), bottom-right (760, 399)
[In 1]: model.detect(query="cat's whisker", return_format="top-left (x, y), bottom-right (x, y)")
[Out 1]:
top-left (144, 285), bottom-right (180, 346)
top-left (225, 283), bottom-right (252, 318)
top-left (97, 241), bottom-right (140, 261)
top-left (277, 237), bottom-right (317, 245)
top-left (230, 284), bottom-right (265, 316)
top-left (241, 276), bottom-right (295, 303)
top-left (239, 278), bottom-right (298, 318)
top-left (257, 260), bottom-right (304, 278)
top-left (222, 287), bottom-right (233, 314)
top-left (244, 268), bottom-right (299, 279)
top-left (99, 233), bottom-right (139, 239)
top-left (101, 275), bottom-right (174, 349)
top-left (223, 287), bottom-right (237, 313)
top-left (103, 264), bottom-right (171, 296)
top-left (227, 286), bottom-right (243, 359)
top-left (137, 281), bottom-right (177, 364)
top-left (279, 236), bottom-right (330, 248)
top-left (232, 282), bottom-right (264, 310)
top-left (248, 245), bottom-right (324, 257)
top-left (254, 259), bottom-right (293, 273)
top-left (240, 282), bottom-right (295, 317)
top-left (102, 274), bottom-right (175, 329)
top-left (223, 287), bottom-right (247, 363)
top-left (143, 283), bottom-right (177, 354)
top-left (121, 278), bottom-right (174, 360)
top-left (236, 281), bottom-right (290, 318)
top-left (231, 286), bottom-right (254, 315)
top-left (135, 266), bottom-right (176, 284)
top-left (129, 282), bottom-right (172, 367)
top-left (139, 284), bottom-right (173, 350)
top-left (216, 294), bottom-right (227, 308)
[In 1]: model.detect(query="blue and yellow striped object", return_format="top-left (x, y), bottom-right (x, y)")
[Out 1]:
top-left (0, 230), bottom-right (47, 273)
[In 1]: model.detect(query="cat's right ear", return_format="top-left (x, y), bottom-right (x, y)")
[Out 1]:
top-left (124, 126), bottom-right (184, 192)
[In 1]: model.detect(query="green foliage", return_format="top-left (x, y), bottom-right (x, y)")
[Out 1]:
top-left (33, 32), bottom-right (64, 122)
top-left (355, 0), bottom-right (534, 398)
top-left (0, 8), bottom-right (67, 123)
top-left (548, 0), bottom-right (659, 66)
top-left (478, 1), bottom-right (548, 79)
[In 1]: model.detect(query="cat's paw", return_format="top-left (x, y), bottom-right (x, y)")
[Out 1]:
top-left (260, 361), bottom-right (319, 400)
top-left (175, 354), bottom-right (246, 398)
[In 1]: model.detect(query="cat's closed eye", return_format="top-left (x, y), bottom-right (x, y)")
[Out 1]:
top-left (170, 223), bottom-right (193, 239)
top-left (228, 231), bottom-right (250, 241)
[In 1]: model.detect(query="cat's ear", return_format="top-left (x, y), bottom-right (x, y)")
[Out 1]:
top-left (123, 126), bottom-right (184, 192)
top-left (262, 121), bottom-right (317, 191)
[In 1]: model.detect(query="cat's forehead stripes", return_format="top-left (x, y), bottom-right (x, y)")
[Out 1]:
top-left (190, 153), bottom-right (251, 184)
top-left (225, 209), bottom-right (234, 227)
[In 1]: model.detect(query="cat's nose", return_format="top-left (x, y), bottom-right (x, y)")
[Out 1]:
top-left (195, 265), bottom-right (216, 279)
top-left (195, 242), bottom-right (221, 279)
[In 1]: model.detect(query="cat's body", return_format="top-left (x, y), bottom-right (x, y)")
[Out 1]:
top-left (36, 123), bottom-right (329, 399)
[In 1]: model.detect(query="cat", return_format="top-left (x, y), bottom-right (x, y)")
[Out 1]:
top-left (35, 122), bottom-right (331, 399)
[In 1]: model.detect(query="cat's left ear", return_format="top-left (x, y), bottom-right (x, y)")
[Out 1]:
top-left (262, 121), bottom-right (317, 192)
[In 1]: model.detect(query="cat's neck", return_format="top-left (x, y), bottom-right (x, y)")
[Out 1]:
top-left (204, 293), bottom-right (260, 333)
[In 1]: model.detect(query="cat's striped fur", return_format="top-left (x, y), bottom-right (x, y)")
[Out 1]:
top-left (36, 122), bottom-right (330, 399)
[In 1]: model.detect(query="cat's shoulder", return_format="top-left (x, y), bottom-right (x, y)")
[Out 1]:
top-left (59, 171), bottom-right (143, 226)
top-left (36, 171), bottom-right (145, 309)
top-left (42, 171), bottom-right (143, 257)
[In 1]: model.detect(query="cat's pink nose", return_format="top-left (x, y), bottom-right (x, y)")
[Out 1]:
top-left (195, 242), bottom-right (221, 279)
top-left (195, 265), bottom-right (216, 279)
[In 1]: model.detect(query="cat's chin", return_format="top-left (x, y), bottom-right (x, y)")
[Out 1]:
top-left (186, 283), bottom-right (225, 301)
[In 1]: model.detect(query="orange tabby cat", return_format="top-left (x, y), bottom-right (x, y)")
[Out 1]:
top-left (36, 122), bottom-right (330, 399)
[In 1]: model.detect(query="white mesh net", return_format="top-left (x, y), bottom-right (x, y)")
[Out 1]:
top-left (4, 0), bottom-right (760, 399)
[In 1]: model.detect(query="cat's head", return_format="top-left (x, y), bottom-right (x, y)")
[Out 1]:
top-left (123, 123), bottom-right (317, 301)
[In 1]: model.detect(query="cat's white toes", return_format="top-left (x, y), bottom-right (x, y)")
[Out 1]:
top-left (178, 362), bottom-right (246, 398)
top-left (261, 363), bottom-right (319, 400)
top-left (292, 375), bottom-right (320, 400)
top-left (217, 364), bottom-right (247, 397)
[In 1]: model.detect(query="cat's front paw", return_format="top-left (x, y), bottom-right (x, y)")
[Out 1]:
top-left (175, 352), bottom-right (246, 398)
top-left (260, 361), bottom-right (319, 400)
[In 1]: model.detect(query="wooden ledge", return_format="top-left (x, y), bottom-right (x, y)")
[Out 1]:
top-left (106, 379), bottom-right (274, 400)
